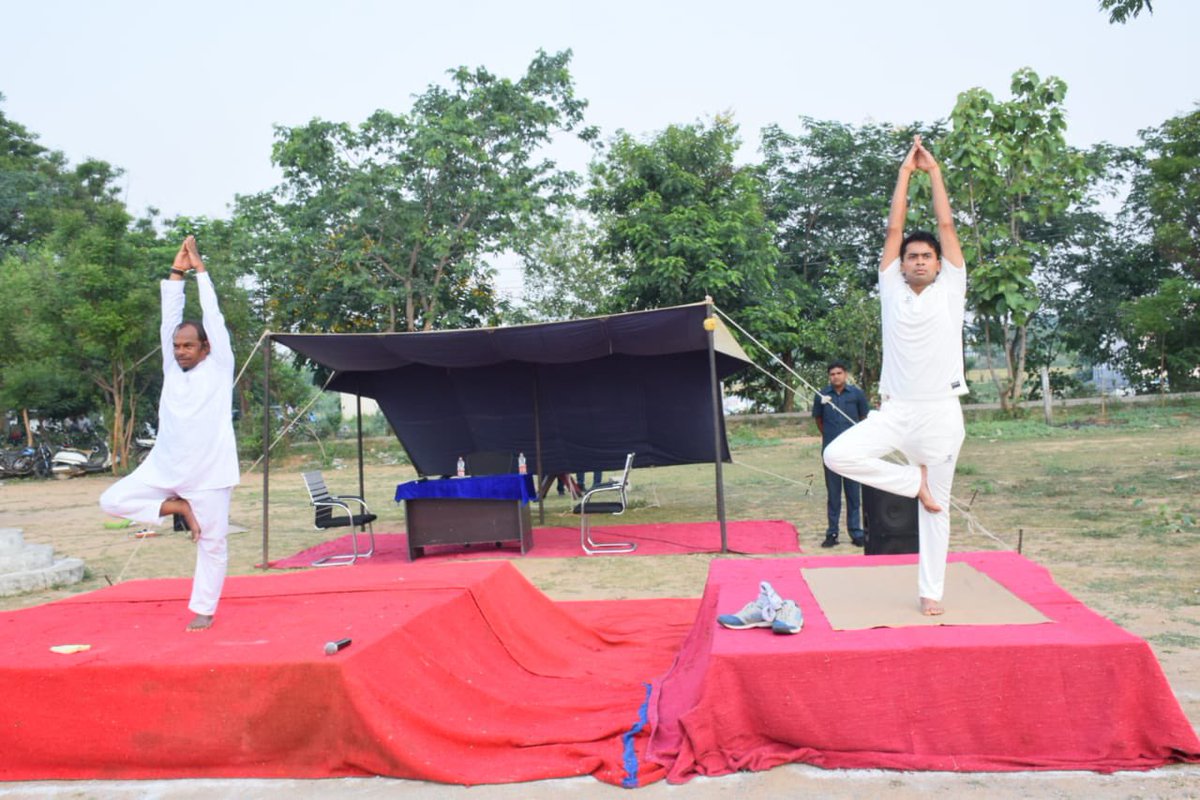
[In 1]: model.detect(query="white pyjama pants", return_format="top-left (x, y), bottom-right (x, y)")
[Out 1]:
top-left (822, 398), bottom-right (965, 601)
top-left (100, 476), bottom-right (233, 616)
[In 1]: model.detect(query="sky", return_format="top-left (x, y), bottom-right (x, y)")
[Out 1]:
top-left (2, 0), bottom-right (1197, 290)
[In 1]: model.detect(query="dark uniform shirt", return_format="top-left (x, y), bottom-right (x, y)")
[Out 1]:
top-left (811, 384), bottom-right (869, 446)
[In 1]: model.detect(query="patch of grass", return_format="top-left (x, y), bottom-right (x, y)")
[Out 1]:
top-left (1078, 528), bottom-right (1121, 539)
top-left (956, 462), bottom-right (978, 475)
top-left (1148, 632), bottom-right (1200, 650)
top-left (727, 425), bottom-right (782, 449)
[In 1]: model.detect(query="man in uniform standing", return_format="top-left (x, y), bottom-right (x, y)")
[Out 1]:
top-left (812, 360), bottom-right (869, 548)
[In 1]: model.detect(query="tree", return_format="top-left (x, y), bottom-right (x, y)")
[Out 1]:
top-left (0, 93), bottom-right (65, 258)
top-left (945, 68), bottom-right (1094, 411)
top-left (1119, 277), bottom-right (1200, 392)
top-left (517, 217), bottom-right (613, 322)
top-left (240, 49), bottom-right (594, 335)
top-left (1099, 0), bottom-right (1153, 24)
top-left (755, 118), bottom-right (938, 409)
top-left (1112, 106), bottom-right (1200, 392)
top-left (588, 116), bottom-right (777, 314)
top-left (1131, 106), bottom-right (1200, 281)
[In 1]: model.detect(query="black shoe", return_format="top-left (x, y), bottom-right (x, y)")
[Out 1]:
top-left (820, 535), bottom-right (839, 548)
top-left (850, 532), bottom-right (866, 548)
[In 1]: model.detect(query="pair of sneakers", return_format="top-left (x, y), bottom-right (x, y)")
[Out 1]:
top-left (716, 580), bottom-right (803, 635)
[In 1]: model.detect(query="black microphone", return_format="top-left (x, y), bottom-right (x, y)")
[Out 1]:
top-left (324, 637), bottom-right (352, 655)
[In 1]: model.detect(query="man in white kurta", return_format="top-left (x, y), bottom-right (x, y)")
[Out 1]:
top-left (823, 136), bottom-right (967, 616)
top-left (100, 236), bottom-right (240, 631)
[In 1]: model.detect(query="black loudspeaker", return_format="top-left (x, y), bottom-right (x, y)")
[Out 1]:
top-left (862, 485), bottom-right (919, 555)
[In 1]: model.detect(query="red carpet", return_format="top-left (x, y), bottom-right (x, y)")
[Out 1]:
top-left (5, 551), bottom-right (1194, 787)
top-left (0, 562), bottom-right (697, 786)
top-left (268, 519), bottom-right (800, 568)
top-left (646, 551), bottom-right (1200, 782)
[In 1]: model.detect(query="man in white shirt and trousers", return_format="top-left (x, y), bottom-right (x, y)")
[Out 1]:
top-left (823, 136), bottom-right (967, 616)
top-left (100, 236), bottom-right (240, 631)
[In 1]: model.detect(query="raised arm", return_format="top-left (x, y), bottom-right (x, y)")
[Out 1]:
top-left (881, 138), bottom-right (920, 270)
top-left (184, 236), bottom-right (234, 368)
top-left (914, 141), bottom-right (964, 268)
top-left (161, 241), bottom-right (189, 371)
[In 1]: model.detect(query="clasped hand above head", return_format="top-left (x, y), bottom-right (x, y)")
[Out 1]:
top-left (183, 234), bottom-right (206, 273)
top-left (170, 235), bottom-right (207, 277)
top-left (902, 135), bottom-right (939, 175)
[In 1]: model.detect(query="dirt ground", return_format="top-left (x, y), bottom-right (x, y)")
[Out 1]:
top-left (0, 416), bottom-right (1198, 799)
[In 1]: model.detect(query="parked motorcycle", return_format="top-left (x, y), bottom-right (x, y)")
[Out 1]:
top-left (51, 440), bottom-right (113, 479)
top-left (0, 441), bottom-right (54, 478)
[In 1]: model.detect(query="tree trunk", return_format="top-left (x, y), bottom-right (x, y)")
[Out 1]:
top-left (983, 324), bottom-right (1005, 409)
top-left (1013, 323), bottom-right (1029, 409)
top-left (1041, 365), bottom-right (1053, 425)
top-left (780, 352), bottom-right (796, 413)
top-left (109, 364), bottom-right (125, 476)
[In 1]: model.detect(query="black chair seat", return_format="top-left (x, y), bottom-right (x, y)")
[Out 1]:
top-left (573, 501), bottom-right (624, 515)
top-left (319, 512), bottom-right (378, 528)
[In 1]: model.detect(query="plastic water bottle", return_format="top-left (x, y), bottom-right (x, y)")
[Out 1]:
top-left (456, 456), bottom-right (465, 477)
top-left (517, 452), bottom-right (527, 474)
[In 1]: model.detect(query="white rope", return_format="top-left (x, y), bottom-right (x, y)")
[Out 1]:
top-left (233, 329), bottom-right (270, 387)
top-left (714, 305), bottom-right (1014, 551)
top-left (715, 307), bottom-right (861, 426)
top-left (242, 371), bottom-right (337, 474)
top-left (730, 456), bottom-right (815, 494)
top-left (113, 530), bottom-right (150, 584)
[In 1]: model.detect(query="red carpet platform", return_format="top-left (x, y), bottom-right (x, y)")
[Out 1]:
top-left (0, 561), bottom-right (697, 787)
top-left (646, 551), bottom-right (1200, 782)
top-left (269, 519), bottom-right (800, 568)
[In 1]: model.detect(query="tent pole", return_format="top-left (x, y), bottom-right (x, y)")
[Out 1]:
top-left (261, 334), bottom-right (272, 570)
top-left (705, 300), bottom-right (729, 553)
top-left (533, 369), bottom-right (544, 524)
top-left (356, 394), bottom-right (365, 499)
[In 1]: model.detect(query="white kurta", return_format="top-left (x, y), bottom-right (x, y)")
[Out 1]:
top-left (99, 273), bottom-right (239, 617)
top-left (824, 258), bottom-right (968, 602)
top-left (140, 274), bottom-right (240, 491)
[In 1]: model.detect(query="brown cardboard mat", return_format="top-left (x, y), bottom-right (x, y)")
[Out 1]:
top-left (801, 561), bottom-right (1052, 630)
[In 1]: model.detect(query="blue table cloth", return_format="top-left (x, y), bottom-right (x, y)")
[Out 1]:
top-left (395, 474), bottom-right (536, 504)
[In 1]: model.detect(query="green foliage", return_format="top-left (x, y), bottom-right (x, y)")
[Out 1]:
top-left (1099, 0), bottom-right (1153, 24)
top-left (1119, 276), bottom-right (1200, 391)
top-left (750, 118), bottom-right (933, 409)
top-left (239, 49), bottom-right (593, 336)
top-left (946, 69), bottom-right (1095, 410)
top-left (1136, 107), bottom-right (1200, 280)
top-left (516, 217), bottom-right (613, 322)
top-left (588, 116), bottom-right (777, 313)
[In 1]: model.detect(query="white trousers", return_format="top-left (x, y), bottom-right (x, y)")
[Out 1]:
top-left (822, 398), bottom-right (965, 601)
top-left (100, 476), bottom-right (232, 616)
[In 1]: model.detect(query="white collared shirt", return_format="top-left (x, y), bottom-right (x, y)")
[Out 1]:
top-left (878, 258), bottom-right (969, 402)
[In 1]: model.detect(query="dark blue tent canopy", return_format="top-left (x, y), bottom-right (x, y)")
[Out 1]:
top-left (273, 302), bottom-right (751, 478)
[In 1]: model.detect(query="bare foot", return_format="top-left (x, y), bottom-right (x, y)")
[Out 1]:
top-left (916, 465), bottom-right (943, 513)
top-left (920, 597), bottom-right (945, 616)
top-left (160, 497), bottom-right (202, 542)
top-left (186, 613), bottom-right (213, 631)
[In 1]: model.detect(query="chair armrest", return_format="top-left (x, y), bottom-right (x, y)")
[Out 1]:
top-left (580, 482), bottom-right (623, 511)
top-left (331, 494), bottom-right (372, 514)
top-left (313, 498), bottom-right (354, 519)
